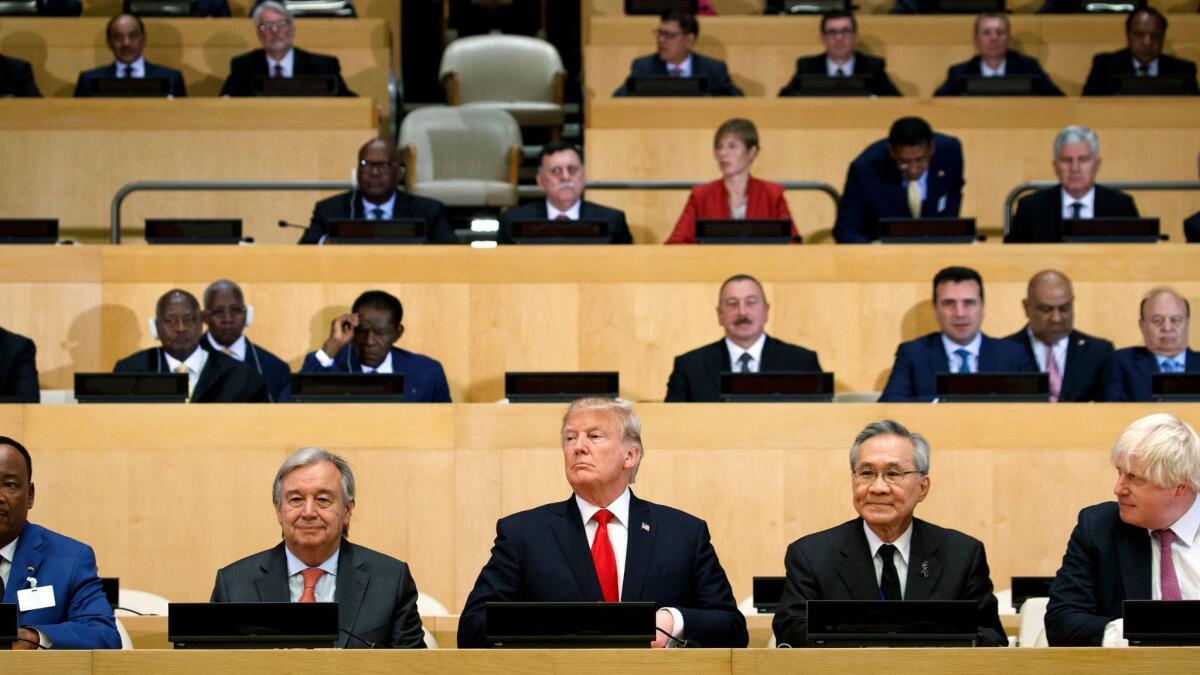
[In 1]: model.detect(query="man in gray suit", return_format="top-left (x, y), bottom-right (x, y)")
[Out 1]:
top-left (210, 447), bottom-right (425, 648)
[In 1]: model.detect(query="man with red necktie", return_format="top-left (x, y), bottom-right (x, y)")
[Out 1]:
top-left (457, 397), bottom-right (747, 648)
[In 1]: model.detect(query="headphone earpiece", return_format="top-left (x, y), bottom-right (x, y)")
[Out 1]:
top-left (245, 305), bottom-right (255, 328)
top-left (147, 317), bottom-right (159, 340)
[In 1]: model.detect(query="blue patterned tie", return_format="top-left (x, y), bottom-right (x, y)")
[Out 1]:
top-left (370, 207), bottom-right (384, 221)
top-left (1163, 359), bottom-right (1181, 373)
top-left (955, 348), bottom-right (971, 374)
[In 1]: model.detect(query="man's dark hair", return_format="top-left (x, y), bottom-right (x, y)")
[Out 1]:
top-left (1126, 6), bottom-right (1166, 34)
top-left (820, 10), bottom-right (856, 33)
top-left (0, 436), bottom-right (32, 481)
top-left (660, 10), bottom-right (698, 36)
top-left (106, 13), bottom-right (145, 40)
top-left (888, 117), bottom-right (934, 148)
top-left (718, 273), bottom-right (765, 299)
top-left (352, 290), bottom-right (404, 327)
top-left (538, 140), bottom-right (583, 165)
top-left (932, 266), bottom-right (984, 303)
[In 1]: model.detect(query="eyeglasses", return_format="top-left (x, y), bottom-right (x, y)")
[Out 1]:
top-left (852, 468), bottom-right (922, 485)
top-left (258, 19), bottom-right (292, 33)
top-left (822, 28), bottom-right (855, 37)
top-left (359, 159), bottom-right (400, 172)
top-left (653, 28), bottom-right (684, 39)
top-left (546, 165), bottom-right (581, 178)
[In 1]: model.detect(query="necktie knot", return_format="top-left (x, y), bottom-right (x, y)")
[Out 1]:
top-left (736, 352), bottom-right (753, 373)
top-left (299, 567), bottom-right (325, 603)
top-left (1069, 201), bottom-right (1083, 220)
top-left (1163, 359), bottom-right (1182, 373)
top-left (370, 207), bottom-right (385, 221)
top-left (593, 508), bottom-right (614, 527)
top-left (954, 348), bottom-right (971, 374)
top-left (878, 543), bottom-right (897, 562)
top-left (667, 65), bottom-right (681, 78)
top-left (174, 364), bottom-right (189, 374)
top-left (121, 64), bottom-right (132, 78)
top-left (835, 67), bottom-right (846, 77)
top-left (554, 214), bottom-right (571, 221)
top-left (272, 63), bottom-right (284, 78)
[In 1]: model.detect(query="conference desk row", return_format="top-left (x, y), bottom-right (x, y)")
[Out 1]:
top-left (585, 0), bottom-right (1200, 18)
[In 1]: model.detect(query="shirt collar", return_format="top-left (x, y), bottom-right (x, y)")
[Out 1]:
top-left (0, 535), bottom-right (18, 566)
top-left (361, 350), bottom-right (393, 374)
top-left (725, 332), bottom-right (767, 366)
top-left (206, 333), bottom-right (246, 361)
top-left (575, 487), bottom-right (631, 529)
top-left (980, 58), bottom-right (1006, 77)
top-left (1158, 494), bottom-right (1200, 547)
top-left (826, 54), bottom-right (856, 75)
top-left (1025, 326), bottom-right (1068, 354)
top-left (666, 53), bottom-right (693, 77)
top-left (941, 331), bottom-right (982, 357)
top-left (163, 346), bottom-right (208, 374)
top-left (1060, 186), bottom-right (1095, 213)
top-left (115, 56), bottom-right (146, 77)
top-left (863, 520), bottom-right (913, 565)
top-left (546, 199), bottom-right (582, 221)
top-left (284, 544), bottom-right (340, 578)
top-left (1133, 56), bottom-right (1159, 76)
top-left (1155, 351), bottom-right (1188, 367)
top-left (268, 49), bottom-right (295, 73)
top-left (361, 192), bottom-right (397, 219)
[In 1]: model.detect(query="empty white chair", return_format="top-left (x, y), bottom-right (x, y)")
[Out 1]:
top-left (399, 106), bottom-right (522, 208)
top-left (1017, 596), bottom-right (1050, 647)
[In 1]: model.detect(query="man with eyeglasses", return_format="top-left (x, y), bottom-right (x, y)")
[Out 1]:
top-left (1103, 287), bottom-right (1198, 402)
top-left (300, 289), bottom-right (451, 402)
top-left (221, 1), bottom-right (355, 97)
top-left (201, 279), bottom-right (292, 403)
top-left (613, 10), bottom-right (741, 97)
top-left (779, 11), bottom-right (899, 97)
top-left (934, 13), bottom-right (1063, 97)
top-left (773, 419), bottom-right (1006, 648)
top-left (1083, 8), bottom-right (1199, 97)
top-left (834, 116), bottom-right (964, 243)
top-left (497, 141), bottom-right (631, 244)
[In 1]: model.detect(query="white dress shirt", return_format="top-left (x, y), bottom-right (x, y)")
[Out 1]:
top-left (980, 59), bottom-right (1006, 77)
top-left (665, 54), bottom-right (694, 77)
top-left (361, 193), bottom-right (397, 220)
top-left (1132, 57), bottom-right (1159, 77)
top-left (115, 56), bottom-right (145, 78)
top-left (163, 347), bottom-right (209, 392)
top-left (0, 536), bottom-right (17, 591)
top-left (206, 333), bottom-right (246, 361)
top-left (941, 332), bottom-right (982, 373)
top-left (1154, 352), bottom-right (1188, 372)
top-left (1026, 328), bottom-right (1068, 375)
top-left (826, 55), bottom-right (856, 76)
top-left (1061, 187), bottom-right (1096, 220)
top-left (284, 545), bottom-right (339, 603)
top-left (863, 521), bottom-right (914, 599)
top-left (547, 199), bottom-right (582, 221)
top-left (267, 49), bottom-right (295, 78)
top-left (313, 348), bottom-right (394, 373)
top-left (725, 333), bottom-right (766, 374)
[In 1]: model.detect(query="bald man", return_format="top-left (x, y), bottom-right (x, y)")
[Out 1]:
top-left (1002, 270), bottom-right (1113, 402)
top-left (1103, 287), bottom-right (1200, 401)
top-left (113, 289), bottom-right (268, 402)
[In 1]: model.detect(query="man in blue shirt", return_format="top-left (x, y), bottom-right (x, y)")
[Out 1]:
top-left (1104, 288), bottom-right (1199, 401)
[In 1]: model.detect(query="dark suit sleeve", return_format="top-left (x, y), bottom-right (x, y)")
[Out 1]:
top-left (300, 350), bottom-right (338, 373)
top-left (1081, 54), bottom-right (1109, 96)
top-left (833, 162), bottom-right (875, 243)
top-left (771, 540), bottom-right (820, 646)
top-left (673, 520), bottom-right (748, 648)
top-left (1185, 213), bottom-right (1200, 243)
top-left (28, 545), bottom-right (121, 649)
top-left (430, 362), bottom-right (452, 403)
top-left (879, 344), bottom-right (917, 402)
top-left (73, 73), bottom-right (89, 97)
top-left (611, 211), bottom-right (632, 244)
top-left (871, 63), bottom-right (901, 97)
top-left (302, 199), bottom-right (330, 244)
top-left (941, 138), bottom-right (964, 216)
top-left (963, 539), bottom-right (1007, 647)
top-left (387, 563), bottom-right (427, 648)
top-left (171, 71), bottom-right (187, 97)
top-left (933, 67), bottom-right (959, 97)
top-left (220, 58), bottom-right (241, 96)
top-left (458, 518), bottom-right (524, 648)
top-left (1045, 509), bottom-right (1113, 645)
top-left (425, 200), bottom-right (458, 244)
top-left (18, 61), bottom-right (41, 97)
top-left (4, 335), bottom-right (39, 402)
top-left (1100, 351), bottom-right (1131, 402)
top-left (210, 568), bottom-right (230, 602)
top-left (1006, 195), bottom-right (1035, 243)
top-left (664, 355), bottom-right (691, 402)
top-left (708, 61), bottom-right (743, 97)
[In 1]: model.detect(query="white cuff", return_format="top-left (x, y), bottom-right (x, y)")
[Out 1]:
top-left (1101, 618), bottom-right (1129, 647)
top-left (662, 607), bottom-right (684, 648)
top-left (314, 349), bottom-right (334, 367)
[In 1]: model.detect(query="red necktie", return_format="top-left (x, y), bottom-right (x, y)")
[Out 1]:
top-left (1156, 530), bottom-right (1183, 600)
top-left (591, 509), bottom-right (619, 602)
top-left (299, 567), bottom-right (324, 603)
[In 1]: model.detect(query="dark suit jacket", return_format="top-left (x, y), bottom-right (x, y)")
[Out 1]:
top-left (934, 50), bottom-right (1064, 96)
top-left (1002, 327), bottom-right (1114, 402)
top-left (1045, 501), bottom-right (1151, 645)
top-left (665, 336), bottom-right (822, 402)
top-left (458, 492), bottom-right (747, 648)
top-left (1006, 185), bottom-right (1140, 243)
top-left (1082, 48), bottom-right (1200, 96)
top-left (498, 199), bottom-right (632, 244)
top-left (210, 539), bottom-right (425, 648)
top-left (779, 51), bottom-right (901, 97)
top-left (879, 332), bottom-right (1038, 402)
top-left (200, 333), bottom-right (292, 403)
top-left (302, 190), bottom-right (456, 244)
top-left (300, 345), bottom-right (451, 402)
top-left (1186, 210), bottom-right (1200, 243)
top-left (613, 52), bottom-right (743, 97)
top-left (0, 327), bottom-right (39, 402)
top-left (74, 61), bottom-right (187, 97)
top-left (834, 133), bottom-right (965, 243)
top-left (220, 47), bottom-right (355, 97)
top-left (3, 523), bottom-right (121, 649)
top-left (113, 347), bottom-right (268, 402)
top-left (1102, 346), bottom-right (1200, 402)
top-left (1, 55), bottom-right (40, 97)
top-left (772, 518), bottom-right (1006, 647)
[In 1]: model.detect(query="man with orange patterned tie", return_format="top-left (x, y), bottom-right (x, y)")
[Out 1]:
top-left (457, 397), bottom-right (746, 648)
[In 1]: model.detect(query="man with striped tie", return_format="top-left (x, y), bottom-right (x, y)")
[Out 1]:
top-left (1103, 287), bottom-right (1199, 401)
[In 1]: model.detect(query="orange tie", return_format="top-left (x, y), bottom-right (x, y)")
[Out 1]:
top-left (299, 567), bottom-right (325, 603)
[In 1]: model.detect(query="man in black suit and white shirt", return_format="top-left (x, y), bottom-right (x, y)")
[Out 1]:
top-left (1003, 270), bottom-right (1113, 402)
top-left (934, 13), bottom-right (1063, 96)
top-left (211, 447), bottom-right (426, 648)
top-left (1082, 8), bottom-right (1199, 96)
top-left (498, 141), bottom-right (631, 244)
top-left (665, 274), bottom-right (821, 402)
top-left (779, 11), bottom-right (900, 97)
top-left (221, 1), bottom-right (354, 97)
top-left (0, 326), bottom-right (38, 402)
top-left (74, 14), bottom-right (186, 98)
top-left (1006, 125), bottom-right (1139, 243)
top-left (613, 10), bottom-right (742, 97)
top-left (1, 54), bottom-right (40, 97)
top-left (773, 419), bottom-right (1006, 648)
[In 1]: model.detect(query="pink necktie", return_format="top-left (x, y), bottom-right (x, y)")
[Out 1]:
top-left (1156, 529), bottom-right (1183, 600)
top-left (1045, 343), bottom-right (1062, 403)
top-left (299, 567), bottom-right (324, 603)
top-left (591, 509), bottom-right (619, 602)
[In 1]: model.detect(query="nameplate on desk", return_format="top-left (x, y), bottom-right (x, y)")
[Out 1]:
top-left (169, 602), bottom-right (338, 649)
top-left (696, 219), bottom-right (794, 244)
top-left (962, 74), bottom-right (1037, 96)
top-left (623, 0), bottom-right (696, 15)
top-left (879, 217), bottom-right (977, 243)
top-left (255, 76), bottom-right (338, 97)
top-left (290, 374), bottom-right (406, 402)
top-left (1152, 373), bottom-right (1200, 402)
top-left (936, 372), bottom-right (1049, 402)
top-left (145, 219), bottom-right (243, 244)
top-left (1125, 600), bottom-right (1200, 646)
top-left (510, 219), bottom-right (611, 244)
top-left (805, 600), bottom-right (977, 648)
top-left (719, 371), bottom-right (833, 402)
top-left (486, 601), bottom-right (656, 648)
top-left (0, 218), bottom-right (57, 244)
top-left (626, 76), bottom-right (709, 97)
top-left (933, 0), bottom-right (1005, 13)
top-left (326, 218), bottom-right (427, 244)
top-left (1062, 217), bottom-right (1160, 243)
top-left (89, 77), bottom-right (171, 97)
top-left (505, 371), bottom-right (619, 403)
top-left (785, 74), bottom-right (869, 97)
top-left (1112, 74), bottom-right (1193, 96)
top-left (74, 373), bottom-right (188, 403)
top-left (753, 576), bottom-right (786, 614)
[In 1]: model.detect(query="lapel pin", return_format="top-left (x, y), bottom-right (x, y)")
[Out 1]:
top-left (1077, 338), bottom-right (1085, 346)
top-left (920, 561), bottom-right (929, 578)
top-left (641, 522), bottom-right (651, 532)
top-left (937, 170), bottom-right (945, 177)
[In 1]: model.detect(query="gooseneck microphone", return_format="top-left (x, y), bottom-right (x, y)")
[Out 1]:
top-left (339, 627), bottom-right (378, 649)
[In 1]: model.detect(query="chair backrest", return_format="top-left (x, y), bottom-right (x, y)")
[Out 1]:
top-left (117, 589), bottom-right (171, 616)
top-left (1017, 596), bottom-right (1050, 647)
top-left (439, 35), bottom-right (564, 103)
top-left (399, 106), bottom-right (521, 185)
top-left (417, 592), bottom-right (450, 617)
top-left (994, 588), bottom-right (1015, 614)
top-left (115, 617), bottom-right (133, 650)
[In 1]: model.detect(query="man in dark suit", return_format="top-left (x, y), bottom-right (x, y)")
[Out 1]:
top-left (773, 420), bottom-right (1006, 647)
top-left (778, 11), bottom-right (900, 97)
top-left (1, 437), bottom-right (121, 650)
top-left (220, 1), bottom-right (355, 97)
top-left (1003, 270), bottom-right (1113, 402)
top-left (935, 13), bottom-right (1063, 96)
top-left (613, 10), bottom-right (742, 97)
top-left (1046, 413), bottom-right (1200, 645)
top-left (1, 54), bottom-right (41, 97)
top-left (211, 447), bottom-right (425, 648)
top-left (1104, 287), bottom-right (1199, 402)
top-left (201, 279), bottom-right (291, 403)
top-left (303, 138), bottom-right (456, 244)
top-left (499, 141), bottom-right (631, 244)
top-left (1186, 151), bottom-right (1199, 243)
top-left (74, 14), bottom-right (186, 98)
top-left (458, 398), bottom-right (747, 648)
top-left (881, 266), bottom-right (1036, 402)
top-left (1083, 8), bottom-right (1199, 96)
top-left (834, 117), bottom-right (964, 243)
top-left (299, 290), bottom-right (451, 402)
top-left (1006, 125), bottom-right (1139, 243)
top-left (113, 289), bottom-right (268, 403)
top-left (0, 327), bottom-right (38, 402)
top-left (666, 274), bottom-right (821, 402)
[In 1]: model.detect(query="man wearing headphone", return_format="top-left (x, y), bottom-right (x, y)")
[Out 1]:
top-left (201, 279), bottom-right (292, 403)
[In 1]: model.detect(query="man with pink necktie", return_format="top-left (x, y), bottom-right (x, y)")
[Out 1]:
top-left (1002, 270), bottom-right (1113, 402)
top-left (1046, 414), bottom-right (1200, 645)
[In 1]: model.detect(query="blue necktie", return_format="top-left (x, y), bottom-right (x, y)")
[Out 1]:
top-left (955, 348), bottom-right (971, 374)
top-left (1163, 359), bottom-right (1182, 373)
top-left (370, 207), bottom-right (384, 221)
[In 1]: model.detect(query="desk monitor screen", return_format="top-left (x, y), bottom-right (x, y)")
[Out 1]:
top-left (509, 219), bottom-right (612, 244)
top-left (126, 0), bottom-right (194, 15)
top-left (1010, 576), bottom-right (1054, 612)
top-left (290, 374), bottom-right (406, 403)
top-left (0, 218), bottom-right (57, 244)
top-left (753, 576), bottom-right (786, 614)
top-left (935, 372), bottom-right (1050, 402)
top-left (627, 75), bottom-right (709, 97)
top-left (485, 601), bottom-right (656, 648)
top-left (933, 0), bottom-right (1004, 12)
top-left (805, 600), bottom-right (977, 647)
top-left (0, 604), bottom-right (15, 645)
top-left (879, 217), bottom-right (976, 243)
top-left (720, 372), bottom-right (833, 402)
top-left (89, 77), bottom-right (171, 97)
top-left (1152, 373), bottom-right (1200, 402)
top-left (696, 219), bottom-right (794, 244)
top-left (169, 602), bottom-right (338, 649)
top-left (505, 371), bottom-right (619, 403)
top-left (962, 74), bottom-right (1037, 96)
top-left (1062, 217), bottom-right (1160, 243)
top-left (624, 0), bottom-right (696, 13)
top-left (100, 577), bottom-right (119, 610)
top-left (255, 76), bottom-right (338, 97)
top-left (145, 219), bottom-right (243, 244)
top-left (786, 74), bottom-right (869, 97)
top-left (1125, 600), bottom-right (1200, 646)
top-left (74, 373), bottom-right (188, 403)
top-left (1112, 74), bottom-right (1192, 96)
top-left (326, 218), bottom-right (428, 244)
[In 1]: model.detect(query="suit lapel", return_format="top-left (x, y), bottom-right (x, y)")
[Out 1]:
top-left (621, 494), bottom-right (655, 601)
top-left (1061, 331), bottom-right (1085, 400)
top-left (1187, 350), bottom-right (1200, 373)
top-left (192, 352), bottom-right (227, 401)
top-left (6, 524), bottom-right (46, 603)
top-left (977, 335), bottom-right (995, 371)
top-left (1116, 522), bottom-right (1151, 600)
top-left (550, 497), bottom-right (605, 601)
top-left (927, 334), bottom-right (950, 375)
top-left (904, 520), bottom-right (943, 600)
top-left (334, 540), bottom-right (368, 648)
top-left (254, 543), bottom-right (291, 602)
top-left (835, 521), bottom-right (885, 599)
top-left (760, 336), bottom-right (781, 371)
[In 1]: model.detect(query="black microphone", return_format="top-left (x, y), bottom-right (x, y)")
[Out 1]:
top-left (338, 627), bottom-right (377, 649)
top-left (655, 626), bottom-right (699, 648)
top-left (278, 220), bottom-right (308, 230)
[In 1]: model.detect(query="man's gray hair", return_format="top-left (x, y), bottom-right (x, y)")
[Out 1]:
top-left (1054, 125), bottom-right (1100, 157)
top-left (272, 447), bottom-right (355, 507)
top-left (561, 397), bottom-right (644, 482)
top-left (848, 419), bottom-right (931, 475)
top-left (253, 0), bottom-right (293, 23)
top-left (203, 279), bottom-right (243, 307)
top-left (1111, 414), bottom-right (1200, 491)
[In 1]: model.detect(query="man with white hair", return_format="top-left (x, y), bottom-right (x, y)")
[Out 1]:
top-left (1005, 125), bottom-right (1139, 243)
top-left (1047, 413), bottom-right (1200, 645)
top-left (220, 1), bottom-right (354, 97)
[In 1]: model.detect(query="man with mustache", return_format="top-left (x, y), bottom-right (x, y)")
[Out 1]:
top-left (74, 14), bottom-right (186, 98)
top-left (1103, 287), bottom-right (1199, 402)
top-left (665, 274), bottom-right (821, 402)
